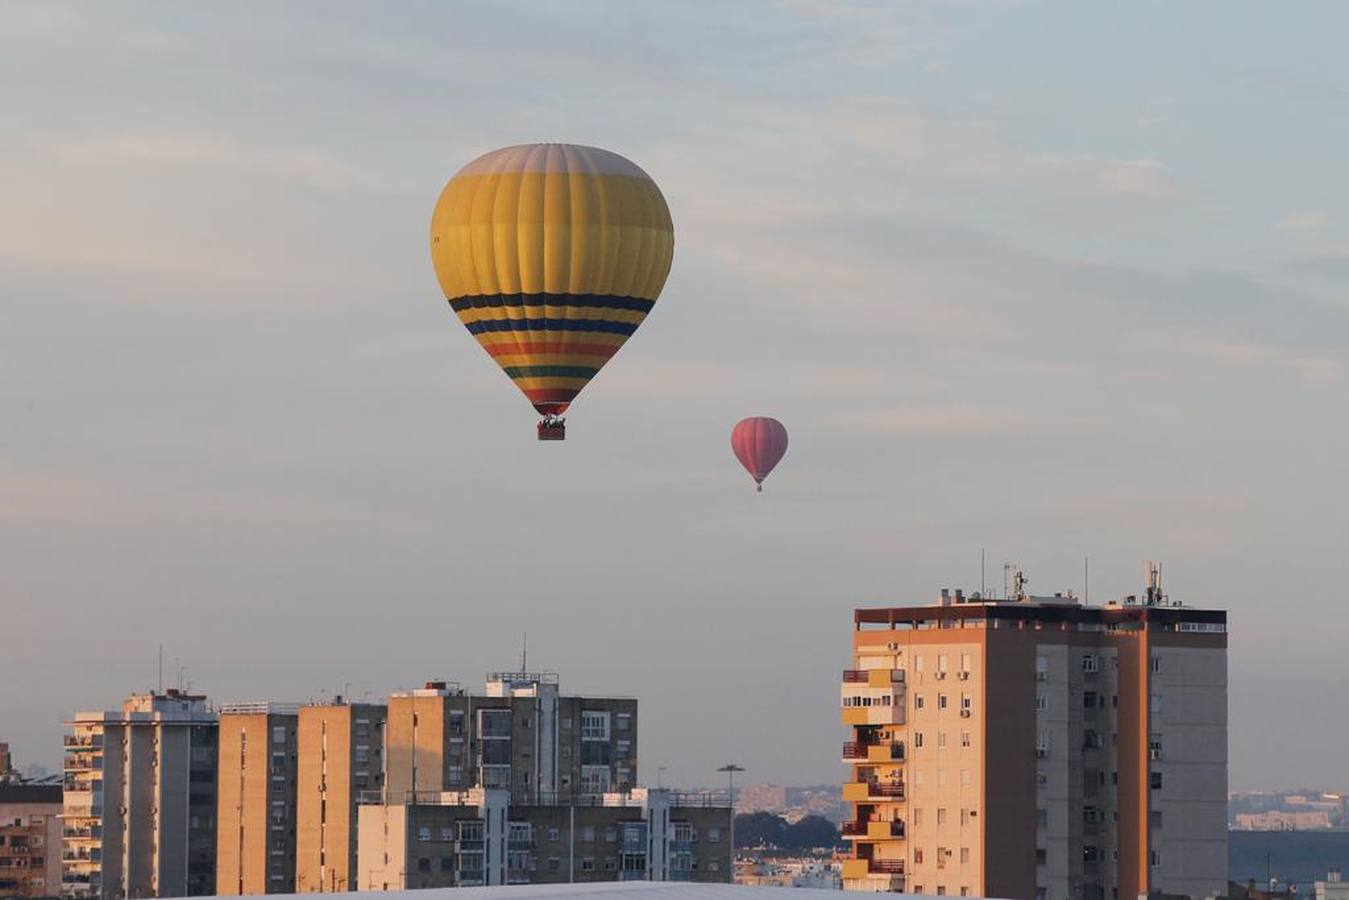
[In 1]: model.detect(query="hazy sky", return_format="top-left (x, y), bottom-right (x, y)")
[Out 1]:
top-left (3, 2), bottom-right (1347, 791)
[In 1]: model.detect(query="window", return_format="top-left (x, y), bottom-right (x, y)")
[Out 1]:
top-left (960, 808), bottom-right (970, 826)
top-left (938, 732), bottom-right (948, 749)
top-left (707, 827), bottom-right (721, 843)
top-left (915, 732), bottom-right (925, 749)
top-left (915, 655), bottom-right (925, 673)
top-left (1149, 735), bottom-right (1163, 760)
top-left (1035, 692), bottom-right (1048, 712)
top-left (1035, 732), bottom-right (1048, 757)
top-left (961, 694), bottom-right (971, 712)
top-left (581, 857), bottom-right (595, 872)
top-left (440, 828), bottom-right (453, 841)
top-left (271, 726), bottom-right (287, 744)
top-left (1150, 656), bottom-right (1162, 673)
top-left (1150, 850), bottom-right (1162, 867)
top-left (1035, 656), bottom-right (1047, 679)
top-left (960, 653), bottom-right (972, 674)
top-left (417, 827), bottom-right (431, 842)
top-left (1150, 693), bottom-right (1163, 713)
top-left (547, 827), bottom-right (560, 842)
top-left (937, 887), bottom-right (946, 896)
top-left (581, 827), bottom-right (595, 842)
top-left (938, 694), bottom-right (948, 710)
top-left (458, 821), bottom-right (484, 842)
top-left (440, 857), bottom-right (454, 872)
top-left (915, 695), bottom-right (925, 711)
top-left (1082, 654), bottom-right (1099, 673)
top-left (1035, 848), bottom-right (1046, 865)
top-left (604, 826), bottom-right (617, 842)
top-left (960, 769), bottom-right (971, 786)
top-left (581, 711), bottom-right (610, 741)
top-left (1150, 772), bottom-right (1162, 790)
top-left (937, 808), bottom-right (947, 825)
top-left (912, 808), bottom-right (923, 826)
top-left (547, 857), bottom-right (561, 872)
top-left (960, 731), bottom-right (971, 749)
top-left (1083, 691), bottom-right (1097, 709)
top-left (616, 713), bottom-right (632, 731)
top-left (914, 848), bottom-right (924, 864)
top-left (938, 654), bottom-right (948, 673)
top-left (417, 857), bottom-right (431, 873)
top-left (1150, 810), bottom-right (1163, 829)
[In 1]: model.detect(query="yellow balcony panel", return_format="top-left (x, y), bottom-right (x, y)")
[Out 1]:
top-left (841, 859), bottom-right (870, 880)
top-left (841, 707), bottom-right (869, 726)
top-left (867, 742), bottom-right (902, 763)
top-left (842, 781), bottom-right (871, 802)
top-left (867, 669), bottom-right (899, 688)
top-left (867, 820), bottom-right (903, 840)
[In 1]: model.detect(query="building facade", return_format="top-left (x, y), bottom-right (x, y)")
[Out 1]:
top-left (385, 672), bottom-right (637, 806)
top-left (294, 701), bottom-right (386, 893)
top-left (841, 567), bottom-right (1227, 900)
top-left (215, 704), bottom-right (300, 895)
top-left (0, 783), bottom-right (63, 898)
top-left (61, 691), bottom-right (219, 900)
top-left (355, 788), bottom-right (729, 891)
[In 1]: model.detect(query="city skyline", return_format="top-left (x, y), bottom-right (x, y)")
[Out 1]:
top-left (4, 1), bottom-right (1349, 796)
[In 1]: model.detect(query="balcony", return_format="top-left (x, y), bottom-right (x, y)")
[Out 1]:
top-left (843, 780), bottom-right (905, 802)
top-left (843, 741), bottom-right (905, 762)
top-left (843, 669), bottom-right (904, 686)
top-left (63, 736), bottom-right (103, 749)
top-left (871, 859), bottom-right (905, 875)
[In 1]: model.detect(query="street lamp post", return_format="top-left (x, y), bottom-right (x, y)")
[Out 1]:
top-left (717, 764), bottom-right (745, 883)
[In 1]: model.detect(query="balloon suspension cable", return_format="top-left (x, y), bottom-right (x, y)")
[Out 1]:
top-left (756, 482), bottom-right (763, 493)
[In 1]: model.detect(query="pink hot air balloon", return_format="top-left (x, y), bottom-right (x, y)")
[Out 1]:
top-left (731, 417), bottom-right (789, 492)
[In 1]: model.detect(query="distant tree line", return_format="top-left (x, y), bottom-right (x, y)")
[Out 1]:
top-left (734, 812), bottom-right (845, 850)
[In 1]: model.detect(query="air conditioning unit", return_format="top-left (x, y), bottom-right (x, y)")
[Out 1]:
top-left (1035, 749), bottom-right (1047, 759)
top-left (957, 671), bottom-right (969, 681)
top-left (1035, 672), bottom-right (1047, 681)
top-left (1149, 750), bottom-right (1162, 760)
top-left (935, 671), bottom-right (946, 680)
top-left (959, 709), bottom-right (972, 718)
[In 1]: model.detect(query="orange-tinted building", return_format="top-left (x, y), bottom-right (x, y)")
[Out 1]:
top-left (841, 566), bottom-right (1226, 900)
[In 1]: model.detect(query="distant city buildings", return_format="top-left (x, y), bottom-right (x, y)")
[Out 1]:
top-left (841, 564), bottom-right (1228, 900)
top-left (61, 691), bottom-right (218, 900)
top-left (58, 669), bottom-right (727, 898)
top-left (1230, 792), bottom-right (1346, 831)
top-left (1233, 811), bottom-right (1333, 832)
top-left (0, 781), bottom-right (63, 897)
top-left (356, 787), bottom-right (728, 889)
top-left (0, 743), bottom-right (13, 781)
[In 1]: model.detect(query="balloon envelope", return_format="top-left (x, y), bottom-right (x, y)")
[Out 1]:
top-left (731, 417), bottom-right (789, 490)
top-left (429, 143), bottom-right (675, 430)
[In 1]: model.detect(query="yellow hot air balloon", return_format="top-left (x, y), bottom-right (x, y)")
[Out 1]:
top-left (430, 143), bottom-right (675, 440)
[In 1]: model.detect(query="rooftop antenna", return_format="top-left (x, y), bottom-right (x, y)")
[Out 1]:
top-left (521, 632), bottom-right (527, 673)
top-left (158, 643), bottom-right (164, 693)
top-left (1012, 567), bottom-right (1029, 601)
top-left (1145, 560), bottom-right (1162, 606)
top-left (980, 549), bottom-right (986, 597)
top-left (1003, 563), bottom-right (1011, 601)
top-left (1084, 557), bottom-right (1090, 605)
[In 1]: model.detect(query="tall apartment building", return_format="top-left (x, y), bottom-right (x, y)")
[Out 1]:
top-left (355, 787), bottom-right (730, 890)
top-left (0, 743), bottom-right (12, 780)
top-left (215, 704), bottom-right (299, 895)
top-left (0, 782), bottom-right (63, 897)
top-left (61, 691), bottom-right (219, 900)
top-left (294, 700), bottom-right (385, 893)
top-left (385, 672), bottom-right (637, 804)
top-left (841, 566), bottom-right (1227, 900)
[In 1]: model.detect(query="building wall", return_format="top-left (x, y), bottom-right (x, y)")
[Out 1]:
top-left (217, 712), bottom-right (298, 895)
top-left (355, 798), bottom-right (730, 890)
top-left (844, 601), bottom-right (1227, 900)
top-left (295, 703), bottom-right (385, 893)
top-left (0, 786), bottom-right (63, 898)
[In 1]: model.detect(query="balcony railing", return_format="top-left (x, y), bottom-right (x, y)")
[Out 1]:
top-left (869, 859), bottom-right (905, 874)
top-left (843, 669), bottom-right (904, 683)
top-left (63, 736), bottom-right (103, 749)
top-left (841, 821), bottom-right (866, 836)
top-left (844, 741), bottom-right (905, 760)
top-left (867, 782), bottom-right (905, 799)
